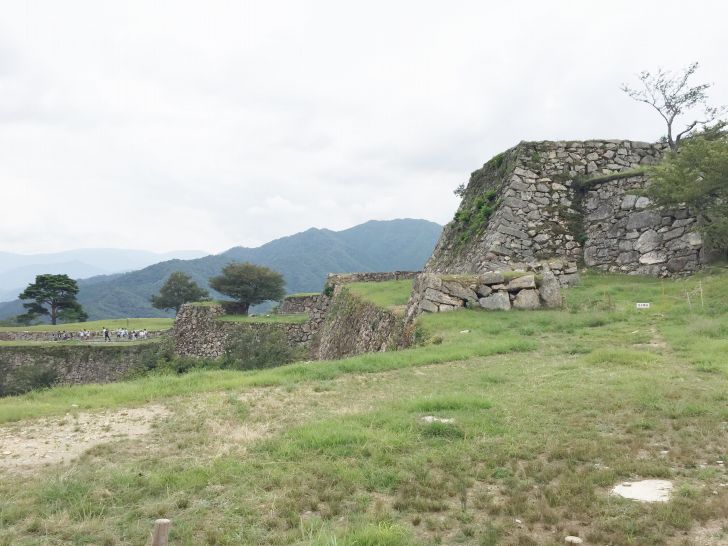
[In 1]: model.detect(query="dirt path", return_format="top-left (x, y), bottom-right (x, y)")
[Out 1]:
top-left (0, 405), bottom-right (167, 473)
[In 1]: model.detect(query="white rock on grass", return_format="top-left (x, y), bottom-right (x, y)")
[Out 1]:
top-left (421, 416), bottom-right (454, 424)
top-left (611, 479), bottom-right (673, 502)
top-left (565, 537), bottom-right (583, 544)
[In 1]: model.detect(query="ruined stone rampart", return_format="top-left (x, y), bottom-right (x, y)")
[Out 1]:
top-left (173, 303), bottom-right (327, 359)
top-left (325, 271), bottom-right (419, 288)
top-left (174, 277), bottom-right (415, 362)
top-left (406, 266), bottom-right (563, 322)
top-left (0, 343), bottom-right (160, 389)
top-left (426, 139), bottom-right (704, 277)
top-left (316, 286), bottom-right (413, 360)
top-left (278, 294), bottom-right (328, 315)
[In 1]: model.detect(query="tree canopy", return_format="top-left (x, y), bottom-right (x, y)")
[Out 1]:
top-left (622, 62), bottom-right (726, 150)
top-left (209, 262), bottom-right (285, 315)
top-left (17, 274), bottom-right (86, 325)
top-left (647, 133), bottom-right (728, 256)
top-left (151, 271), bottom-right (209, 314)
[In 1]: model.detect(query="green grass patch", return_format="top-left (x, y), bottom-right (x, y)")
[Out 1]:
top-left (0, 317), bottom-right (173, 333)
top-left (346, 279), bottom-right (413, 309)
top-left (2, 269), bottom-right (728, 544)
top-left (218, 313), bottom-right (309, 324)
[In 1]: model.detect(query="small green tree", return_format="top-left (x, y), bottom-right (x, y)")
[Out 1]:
top-left (17, 274), bottom-right (85, 325)
top-left (621, 62), bottom-right (726, 151)
top-left (209, 262), bottom-right (285, 315)
top-left (57, 302), bottom-right (89, 323)
top-left (647, 134), bottom-right (728, 255)
top-left (152, 272), bottom-right (209, 314)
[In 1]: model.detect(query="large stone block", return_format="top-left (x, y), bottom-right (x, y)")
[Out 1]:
top-left (639, 251), bottom-right (667, 265)
top-left (539, 272), bottom-right (562, 308)
top-left (479, 292), bottom-right (511, 311)
top-left (442, 281), bottom-right (478, 303)
top-left (424, 288), bottom-right (463, 307)
top-left (513, 289), bottom-right (541, 310)
top-left (481, 271), bottom-right (505, 284)
top-left (620, 194), bottom-right (638, 210)
top-left (507, 274), bottom-right (536, 290)
top-left (476, 284), bottom-right (493, 297)
top-left (633, 230), bottom-right (662, 253)
top-left (627, 211), bottom-right (661, 231)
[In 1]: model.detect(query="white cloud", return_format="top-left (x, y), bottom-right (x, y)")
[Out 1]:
top-left (0, 0), bottom-right (726, 253)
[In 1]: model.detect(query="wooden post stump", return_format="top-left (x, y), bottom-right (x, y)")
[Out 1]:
top-left (151, 519), bottom-right (171, 546)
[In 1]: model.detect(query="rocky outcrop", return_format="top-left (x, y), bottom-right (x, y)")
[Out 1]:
top-left (406, 263), bottom-right (563, 320)
top-left (426, 139), bottom-right (704, 277)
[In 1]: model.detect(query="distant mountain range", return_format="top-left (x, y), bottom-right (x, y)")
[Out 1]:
top-left (0, 249), bottom-right (207, 302)
top-left (0, 219), bottom-right (442, 321)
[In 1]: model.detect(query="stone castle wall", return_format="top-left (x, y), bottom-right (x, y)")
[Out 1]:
top-left (406, 266), bottom-right (563, 322)
top-left (0, 343), bottom-right (159, 388)
top-left (278, 294), bottom-right (328, 315)
top-left (174, 281), bottom-right (414, 362)
top-left (325, 271), bottom-right (419, 288)
top-left (426, 140), bottom-right (704, 277)
top-left (582, 175), bottom-right (703, 274)
top-left (316, 285), bottom-right (413, 360)
top-left (173, 303), bottom-right (327, 359)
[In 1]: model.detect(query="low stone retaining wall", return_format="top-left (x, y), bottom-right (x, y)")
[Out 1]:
top-left (325, 271), bottom-right (419, 288)
top-left (0, 343), bottom-right (161, 390)
top-left (316, 286), bottom-right (413, 360)
top-left (175, 278), bottom-right (414, 362)
top-left (279, 294), bottom-right (328, 315)
top-left (406, 265), bottom-right (563, 320)
top-left (173, 303), bottom-right (329, 359)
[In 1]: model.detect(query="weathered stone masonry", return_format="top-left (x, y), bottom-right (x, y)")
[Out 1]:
top-left (174, 272), bottom-right (417, 361)
top-left (406, 267), bottom-right (563, 322)
top-left (173, 303), bottom-right (328, 359)
top-left (0, 344), bottom-right (159, 386)
top-left (426, 139), bottom-right (704, 277)
top-left (582, 175), bottom-right (702, 275)
top-left (278, 294), bottom-right (326, 315)
top-left (316, 285), bottom-right (413, 360)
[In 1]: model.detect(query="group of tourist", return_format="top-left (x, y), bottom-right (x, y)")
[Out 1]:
top-left (45, 328), bottom-right (151, 342)
top-left (111, 328), bottom-right (149, 340)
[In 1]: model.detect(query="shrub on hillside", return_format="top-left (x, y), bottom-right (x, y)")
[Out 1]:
top-left (222, 328), bottom-right (303, 370)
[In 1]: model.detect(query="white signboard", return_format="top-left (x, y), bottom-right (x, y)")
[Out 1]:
top-left (635, 302), bottom-right (651, 309)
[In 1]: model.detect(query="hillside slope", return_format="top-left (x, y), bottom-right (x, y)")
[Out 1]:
top-left (0, 219), bottom-right (441, 321)
top-left (0, 249), bottom-right (207, 299)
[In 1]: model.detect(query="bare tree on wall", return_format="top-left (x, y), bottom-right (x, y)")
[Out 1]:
top-left (621, 62), bottom-right (725, 150)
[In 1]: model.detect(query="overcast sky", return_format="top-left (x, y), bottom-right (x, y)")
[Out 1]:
top-left (1, 1), bottom-right (726, 254)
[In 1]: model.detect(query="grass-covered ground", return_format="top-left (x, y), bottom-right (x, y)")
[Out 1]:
top-left (0, 318), bottom-right (173, 333)
top-left (1, 270), bottom-right (728, 544)
top-left (219, 313), bottom-right (310, 324)
top-left (347, 279), bottom-right (413, 311)
top-left (0, 340), bottom-right (160, 348)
